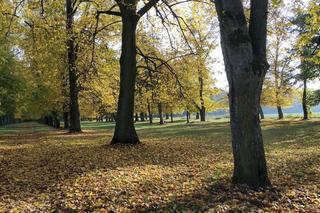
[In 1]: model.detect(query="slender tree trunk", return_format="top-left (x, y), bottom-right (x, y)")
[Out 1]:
top-left (215, 0), bottom-right (270, 187)
top-left (186, 111), bottom-right (190, 123)
top-left (170, 112), bottom-right (173, 123)
top-left (259, 105), bottom-right (265, 120)
top-left (111, 13), bottom-right (139, 144)
top-left (302, 78), bottom-right (308, 120)
top-left (147, 100), bottom-right (153, 124)
top-left (165, 113), bottom-right (169, 120)
top-left (158, 102), bottom-right (164, 125)
top-left (199, 70), bottom-right (206, 122)
top-left (66, 0), bottom-right (81, 132)
top-left (196, 112), bottom-right (200, 120)
top-left (277, 106), bottom-right (284, 119)
top-left (63, 111), bottom-right (69, 129)
top-left (140, 112), bottom-right (145, 121)
top-left (135, 113), bottom-right (139, 122)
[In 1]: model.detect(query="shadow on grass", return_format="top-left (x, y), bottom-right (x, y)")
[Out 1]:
top-left (0, 120), bottom-right (319, 211)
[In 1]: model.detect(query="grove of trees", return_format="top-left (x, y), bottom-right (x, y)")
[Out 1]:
top-left (0, 0), bottom-right (319, 188)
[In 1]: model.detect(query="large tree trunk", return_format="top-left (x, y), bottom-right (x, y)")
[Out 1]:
top-left (111, 12), bottom-right (139, 144)
top-left (277, 106), bottom-right (284, 119)
top-left (215, 0), bottom-right (270, 187)
top-left (302, 78), bottom-right (308, 120)
top-left (66, 0), bottom-right (81, 132)
top-left (158, 102), bottom-right (164, 125)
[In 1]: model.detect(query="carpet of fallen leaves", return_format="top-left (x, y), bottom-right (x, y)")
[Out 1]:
top-left (0, 120), bottom-right (319, 212)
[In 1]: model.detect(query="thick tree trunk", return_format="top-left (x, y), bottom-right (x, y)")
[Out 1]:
top-left (158, 102), bottom-right (164, 125)
top-left (135, 113), bottom-right (139, 122)
top-left (302, 78), bottom-right (308, 120)
top-left (259, 105), bottom-right (265, 120)
top-left (215, 0), bottom-right (270, 187)
top-left (111, 13), bottom-right (139, 144)
top-left (277, 106), bottom-right (284, 119)
top-left (170, 112), bottom-right (174, 123)
top-left (66, 0), bottom-right (81, 132)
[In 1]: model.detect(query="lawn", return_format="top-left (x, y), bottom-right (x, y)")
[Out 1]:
top-left (0, 119), bottom-right (319, 212)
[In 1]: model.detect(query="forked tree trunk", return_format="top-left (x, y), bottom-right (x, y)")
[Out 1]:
top-left (111, 12), bottom-right (139, 144)
top-left (66, 0), bottom-right (81, 132)
top-left (277, 106), bottom-right (284, 119)
top-left (215, 0), bottom-right (270, 187)
top-left (302, 78), bottom-right (308, 120)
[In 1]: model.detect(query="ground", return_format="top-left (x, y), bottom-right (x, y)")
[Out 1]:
top-left (0, 119), bottom-right (319, 212)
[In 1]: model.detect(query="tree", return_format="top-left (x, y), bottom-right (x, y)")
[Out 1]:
top-left (261, 0), bottom-right (296, 120)
top-left (98, 0), bottom-right (161, 144)
top-left (214, 0), bottom-right (271, 187)
top-left (66, 0), bottom-right (81, 132)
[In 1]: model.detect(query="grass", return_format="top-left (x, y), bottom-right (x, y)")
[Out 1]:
top-left (0, 119), bottom-right (319, 212)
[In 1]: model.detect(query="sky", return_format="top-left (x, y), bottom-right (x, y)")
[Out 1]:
top-left (211, 0), bottom-right (319, 91)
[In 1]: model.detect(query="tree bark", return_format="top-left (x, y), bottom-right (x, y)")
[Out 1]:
top-left (200, 106), bottom-right (206, 122)
top-left (165, 113), bottom-right (169, 120)
top-left (259, 105), bottom-right (265, 120)
top-left (66, 0), bottom-right (81, 132)
top-left (277, 106), bottom-right (284, 119)
top-left (158, 102), bottom-right (164, 125)
top-left (147, 100), bottom-right (153, 124)
top-left (215, 0), bottom-right (270, 187)
top-left (111, 11), bottom-right (139, 144)
top-left (302, 78), bottom-right (308, 120)
top-left (140, 112), bottom-right (145, 121)
top-left (199, 69), bottom-right (206, 122)
top-left (186, 111), bottom-right (190, 123)
top-left (196, 112), bottom-right (200, 120)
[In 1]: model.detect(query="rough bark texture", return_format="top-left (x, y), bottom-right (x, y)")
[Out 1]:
top-left (66, 0), bottom-right (81, 132)
top-left (111, 7), bottom-right (139, 144)
top-left (277, 106), bottom-right (284, 119)
top-left (302, 78), bottom-right (308, 120)
top-left (215, 0), bottom-right (270, 187)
